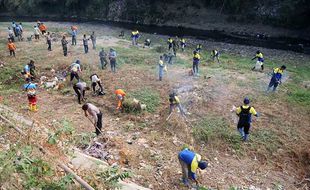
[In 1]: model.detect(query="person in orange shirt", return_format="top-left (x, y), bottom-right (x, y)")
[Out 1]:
top-left (7, 39), bottom-right (16, 57)
top-left (39, 23), bottom-right (47, 35)
top-left (115, 89), bottom-right (126, 110)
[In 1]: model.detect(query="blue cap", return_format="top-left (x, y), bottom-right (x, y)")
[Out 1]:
top-left (244, 97), bottom-right (250, 104)
top-left (198, 161), bottom-right (208, 170)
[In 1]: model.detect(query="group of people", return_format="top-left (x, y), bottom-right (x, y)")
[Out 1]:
top-left (4, 21), bottom-right (289, 189)
top-left (8, 22), bottom-right (23, 42)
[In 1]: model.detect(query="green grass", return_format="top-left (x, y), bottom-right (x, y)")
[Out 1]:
top-left (251, 128), bottom-right (282, 153)
top-left (193, 115), bottom-right (243, 151)
top-left (283, 83), bottom-right (310, 108)
top-left (130, 88), bottom-right (160, 113)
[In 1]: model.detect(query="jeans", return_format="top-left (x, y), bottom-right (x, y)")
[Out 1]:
top-left (63, 46), bottom-right (67, 56)
top-left (92, 81), bottom-right (103, 93)
top-left (47, 40), bottom-right (52, 51)
top-left (70, 72), bottom-right (80, 82)
top-left (73, 85), bottom-right (85, 104)
top-left (72, 36), bottom-right (76, 45)
top-left (110, 59), bottom-right (116, 73)
top-left (178, 156), bottom-right (190, 186)
top-left (100, 57), bottom-right (108, 69)
top-left (193, 62), bottom-right (199, 75)
top-left (267, 77), bottom-right (279, 92)
top-left (92, 40), bottom-right (96, 49)
top-left (9, 50), bottom-right (15, 57)
top-left (237, 122), bottom-right (251, 141)
top-left (96, 112), bottom-right (103, 135)
top-left (84, 45), bottom-right (88, 53)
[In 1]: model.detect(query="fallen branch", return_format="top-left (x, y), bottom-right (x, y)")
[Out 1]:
top-left (0, 113), bottom-right (95, 190)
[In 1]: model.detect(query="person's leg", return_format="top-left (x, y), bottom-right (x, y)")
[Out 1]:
top-left (100, 58), bottom-right (104, 69)
top-left (70, 72), bottom-right (74, 83)
top-left (93, 40), bottom-right (96, 49)
top-left (169, 104), bottom-right (174, 114)
top-left (237, 123), bottom-right (245, 138)
top-left (75, 73), bottom-right (80, 82)
top-left (177, 104), bottom-right (186, 117)
top-left (96, 113), bottom-right (103, 135)
top-left (267, 78), bottom-right (275, 92)
top-left (72, 36), bottom-right (74, 45)
top-left (273, 81), bottom-right (279, 91)
top-left (82, 90), bottom-right (85, 101)
top-left (196, 63), bottom-right (199, 75)
top-left (104, 58), bottom-right (108, 68)
top-left (92, 82), bottom-right (96, 93)
top-left (192, 63), bottom-right (196, 74)
top-left (13, 50), bottom-right (15, 57)
top-left (97, 81), bottom-right (103, 92)
top-left (73, 85), bottom-right (81, 104)
top-left (9, 50), bottom-right (12, 56)
top-left (178, 156), bottom-right (189, 186)
top-left (261, 64), bottom-right (264, 71)
top-left (84, 45), bottom-right (86, 53)
top-left (216, 56), bottom-right (220, 64)
top-left (243, 123), bottom-right (250, 141)
top-left (64, 47), bottom-right (67, 56)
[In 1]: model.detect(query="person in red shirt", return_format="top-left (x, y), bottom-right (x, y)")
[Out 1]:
top-left (7, 39), bottom-right (16, 57)
top-left (115, 89), bottom-right (126, 110)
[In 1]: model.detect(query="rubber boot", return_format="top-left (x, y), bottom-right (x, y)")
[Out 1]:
top-left (238, 128), bottom-right (245, 138)
top-left (243, 134), bottom-right (249, 141)
top-left (28, 104), bottom-right (32, 111)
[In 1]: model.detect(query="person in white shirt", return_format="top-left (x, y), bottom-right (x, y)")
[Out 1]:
top-left (90, 74), bottom-right (104, 95)
top-left (82, 103), bottom-right (103, 136)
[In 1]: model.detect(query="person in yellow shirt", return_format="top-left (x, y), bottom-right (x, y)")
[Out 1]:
top-left (131, 30), bottom-right (139, 46)
top-left (158, 56), bottom-right (165, 81)
top-left (251, 50), bottom-right (264, 71)
top-left (167, 38), bottom-right (173, 50)
top-left (193, 51), bottom-right (201, 76)
top-left (211, 49), bottom-right (220, 64)
top-left (236, 98), bottom-right (259, 141)
top-left (180, 38), bottom-right (186, 51)
top-left (178, 148), bottom-right (208, 187)
top-left (267, 65), bottom-right (286, 92)
top-left (169, 92), bottom-right (186, 117)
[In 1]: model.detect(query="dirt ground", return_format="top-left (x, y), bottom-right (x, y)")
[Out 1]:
top-left (1, 22), bottom-right (310, 190)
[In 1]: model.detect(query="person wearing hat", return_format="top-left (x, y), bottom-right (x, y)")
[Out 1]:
top-left (178, 148), bottom-right (208, 187)
top-left (109, 48), bottom-right (117, 73)
top-left (267, 65), bottom-right (286, 92)
top-left (236, 98), bottom-right (259, 141)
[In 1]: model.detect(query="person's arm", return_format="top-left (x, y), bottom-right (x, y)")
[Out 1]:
top-left (84, 110), bottom-right (88, 117)
top-left (251, 55), bottom-right (257, 60)
top-left (250, 107), bottom-right (259, 117)
top-left (236, 107), bottom-right (241, 116)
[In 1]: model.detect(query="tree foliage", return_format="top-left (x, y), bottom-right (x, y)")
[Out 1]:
top-left (0, 0), bottom-right (309, 28)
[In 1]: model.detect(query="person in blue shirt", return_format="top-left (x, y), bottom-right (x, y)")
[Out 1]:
top-left (178, 148), bottom-right (208, 187)
top-left (267, 65), bottom-right (286, 92)
top-left (23, 79), bottom-right (38, 111)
